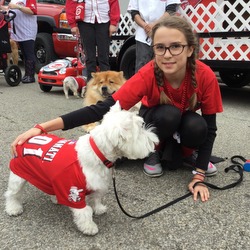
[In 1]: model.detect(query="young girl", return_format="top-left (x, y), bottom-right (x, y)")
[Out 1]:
top-left (128, 0), bottom-right (181, 72)
top-left (11, 16), bottom-right (223, 202)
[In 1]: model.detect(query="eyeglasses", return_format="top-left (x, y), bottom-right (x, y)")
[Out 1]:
top-left (152, 44), bottom-right (189, 56)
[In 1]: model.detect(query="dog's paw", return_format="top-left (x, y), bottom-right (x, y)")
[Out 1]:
top-left (94, 204), bottom-right (107, 215)
top-left (5, 203), bottom-right (23, 216)
top-left (81, 222), bottom-right (99, 235)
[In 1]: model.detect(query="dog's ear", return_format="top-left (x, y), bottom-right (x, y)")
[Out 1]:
top-left (91, 72), bottom-right (97, 78)
top-left (118, 71), bottom-right (124, 78)
top-left (110, 101), bottom-right (122, 112)
top-left (106, 114), bottom-right (133, 147)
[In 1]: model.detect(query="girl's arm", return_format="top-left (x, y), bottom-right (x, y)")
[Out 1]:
top-left (11, 96), bottom-right (116, 157)
top-left (11, 117), bottom-right (64, 157)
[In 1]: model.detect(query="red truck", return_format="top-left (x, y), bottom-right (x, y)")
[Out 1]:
top-left (35, 0), bottom-right (76, 73)
top-left (33, 0), bottom-right (250, 88)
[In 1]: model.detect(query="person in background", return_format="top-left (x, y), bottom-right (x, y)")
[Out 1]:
top-left (65, 0), bottom-right (120, 81)
top-left (1, 0), bottom-right (37, 83)
top-left (11, 16), bottom-right (223, 202)
top-left (128, 0), bottom-right (181, 72)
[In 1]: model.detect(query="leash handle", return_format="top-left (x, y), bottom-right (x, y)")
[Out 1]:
top-left (231, 155), bottom-right (250, 172)
top-left (231, 155), bottom-right (247, 165)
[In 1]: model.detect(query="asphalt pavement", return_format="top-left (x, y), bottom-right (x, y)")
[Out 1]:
top-left (0, 71), bottom-right (250, 250)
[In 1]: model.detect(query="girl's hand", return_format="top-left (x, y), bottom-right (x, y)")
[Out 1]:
top-left (11, 118), bottom-right (64, 157)
top-left (11, 127), bottom-right (43, 157)
top-left (188, 179), bottom-right (210, 202)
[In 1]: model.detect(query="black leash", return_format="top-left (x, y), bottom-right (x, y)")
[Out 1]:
top-left (112, 164), bottom-right (243, 219)
top-left (231, 155), bottom-right (247, 165)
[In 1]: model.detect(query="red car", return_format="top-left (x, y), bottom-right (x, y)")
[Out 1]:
top-left (38, 57), bottom-right (85, 92)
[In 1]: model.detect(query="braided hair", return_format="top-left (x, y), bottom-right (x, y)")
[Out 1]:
top-left (151, 16), bottom-right (199, 110)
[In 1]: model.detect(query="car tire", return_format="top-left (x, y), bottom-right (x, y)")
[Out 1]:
top-left (219, 70), bottom-right (250, 88)
top-left (120, 44), bottom-right (136, 80)
top-left (39, 84), bottom-right (52, 92)
top-left (35, 33), bottom-right (57, 74)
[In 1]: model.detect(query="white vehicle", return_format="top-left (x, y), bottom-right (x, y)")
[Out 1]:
top-left (113, 0), bottom-right (250, 88)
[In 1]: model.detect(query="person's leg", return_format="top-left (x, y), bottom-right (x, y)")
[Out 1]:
top-left (18, 42), bottom-right (26, 74)
top-left (179, 111), bottom-right (208, 148)
top-left (78, 22), bottom-right (97, 81)
top-left (135, 41), bottom-right (154, 72)
top-left (140, 104), bottom-right (182, 140)
top-left (139, 104), bottom-right (182, 176)
top-left (95, 22), bottom-right (110, 72)
top-left (180, 111), bottom-right (217, 176)
top-left (19, 40), bottom-right (36, 83)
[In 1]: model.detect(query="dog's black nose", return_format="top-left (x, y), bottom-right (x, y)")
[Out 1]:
top-left (102, 86), bottom-right (108, 93)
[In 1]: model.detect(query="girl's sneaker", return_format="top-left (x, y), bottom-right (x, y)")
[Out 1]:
top-left (143, 152), bottom-right (163, 177)
top-left (205, 162), bottom-right (218, 176)
top-left (183, 152), bottom-right (218, 177)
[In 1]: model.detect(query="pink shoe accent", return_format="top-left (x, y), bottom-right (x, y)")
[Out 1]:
top-left (144, 164), bottom-right (156, 171)
top-left (208, 162), bottom-right (213, 168)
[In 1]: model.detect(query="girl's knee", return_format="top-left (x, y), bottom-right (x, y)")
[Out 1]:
top-left (153, 105), bottom-right (182, 138)
top-left (180, 111), bottom-right (208, 147)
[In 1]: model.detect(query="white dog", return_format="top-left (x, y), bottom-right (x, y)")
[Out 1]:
top-left (63, 76), bottom-right (87, 99)
top-left (4, 102), bottom-right (159, 235)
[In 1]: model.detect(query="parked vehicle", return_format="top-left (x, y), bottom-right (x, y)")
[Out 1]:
top-left (10, 0), bottom-right (249, 88)
top-left (38, 36), bottom-right (86, 92)
top-left (35, 0), bottom-right (76, 73)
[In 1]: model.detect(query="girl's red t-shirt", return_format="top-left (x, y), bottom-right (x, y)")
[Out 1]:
top-left (113, 60), bottom-right (223, 115)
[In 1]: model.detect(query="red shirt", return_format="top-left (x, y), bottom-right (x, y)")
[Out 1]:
top-left (113, 60), bottom-right (223, 115)
top-left (10, 134), bottom-right (89, 209)
top-left (66, 0), bottom-right (120, 29)
top-left (74, 76), bottom-right (86, 91)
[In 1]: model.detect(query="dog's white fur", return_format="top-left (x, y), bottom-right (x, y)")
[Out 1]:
top-left (63, 76), bottom-right (87, 99)
top-left (4, 102), bottom-right (159, 235)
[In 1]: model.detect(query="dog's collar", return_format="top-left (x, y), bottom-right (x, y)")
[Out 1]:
top-left (89, 136), bottom-right (114, 168)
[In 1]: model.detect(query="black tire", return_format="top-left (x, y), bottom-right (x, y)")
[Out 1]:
top-left (39, 84), bottom-right (52, 92)
top-left (120, 44), bottom-right (136, 79)
top-left (4, 65), bottom-right (22, 86)
top-left (35, 33), bottom-right (57, 74)
top-left (219, 70), bottom-right (250, 88)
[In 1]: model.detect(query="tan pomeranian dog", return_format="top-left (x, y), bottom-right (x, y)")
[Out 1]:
top-left (82, 70), bottom-right (126, 132)
top-left (7, 39), bottom-right (19, 66)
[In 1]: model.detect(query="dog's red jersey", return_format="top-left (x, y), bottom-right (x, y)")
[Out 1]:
top-left (10, 134), bottom-right (90, 209)
top-left (74, 76), bottom-right (86, 91)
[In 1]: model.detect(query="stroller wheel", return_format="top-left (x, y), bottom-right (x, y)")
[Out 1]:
top-left (4, 65), bottom-right (22, 86)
